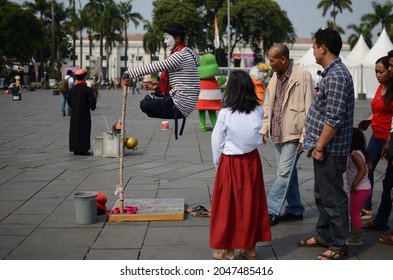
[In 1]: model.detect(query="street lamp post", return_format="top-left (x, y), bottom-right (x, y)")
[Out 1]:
top-left (113, 57), bottom-right (116, 79)
top-left (51, 0), bottom-right (55, 69)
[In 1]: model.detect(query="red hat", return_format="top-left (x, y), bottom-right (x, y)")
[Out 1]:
top-left (75, 69), bottom-right (88, 75)
top-left (97, 192), bottom-right (107, 211)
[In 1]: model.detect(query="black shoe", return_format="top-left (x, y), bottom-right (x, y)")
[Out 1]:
top-left (62, 112), bottom-right (66, 116)
top-left (269, 214), bottom-right (279, 226)
top-left (73, 151), bottom-right (91, 156)
top-left (278, 212), bottom-right (303, 222)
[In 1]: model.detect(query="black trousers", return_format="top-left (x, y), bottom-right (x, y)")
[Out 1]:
top-left (140, 92), bottom-right (186, 139)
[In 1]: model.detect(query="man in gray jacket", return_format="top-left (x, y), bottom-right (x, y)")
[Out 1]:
top-left (260, 43), bottom-right (314, 226)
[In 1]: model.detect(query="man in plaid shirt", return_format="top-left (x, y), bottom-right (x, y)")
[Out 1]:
top-left (298, 29), bottom-right (354, 260)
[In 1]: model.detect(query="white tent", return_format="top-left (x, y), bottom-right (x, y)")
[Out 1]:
top-left (296, 47), bottom-right (323, 82)
top-left (345, 35), bottom-right (370, 96)
top-left (346, 35), bottom-right (370, 64)
top-left (358, 28), bottom-right (393, 98)
top-left (296, 47), bottom-right (355, 90)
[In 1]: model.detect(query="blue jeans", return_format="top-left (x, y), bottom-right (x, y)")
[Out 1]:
top-left (61, 92), bottom-right (71, 115)
top-left (363, 135), bottom-right (386, 210)
top-left (132, 83), bottom-right (140, 94)
top-left (267, 142), bottom-right (304, 216)
top-left (314, 154), bottom-right (349, 253)
top-left (374, 156), bottom-right (393, 228)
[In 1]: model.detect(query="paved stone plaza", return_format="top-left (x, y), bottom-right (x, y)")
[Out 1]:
top-left (0, 87), bottom-right (391, 260)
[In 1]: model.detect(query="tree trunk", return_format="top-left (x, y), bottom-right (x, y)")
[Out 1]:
top-left (72, 37), bottom-right (76, 67)
top-left (100, 33), bottom-right (104, 77)
top-left (56, 33), bottom-right (61, 71)
top-left (51, 0), bottom-right (55, 69)
top-left (89, 30), bottom-right (93, 58)
top-left (79, 30), bottom-right (83, 68)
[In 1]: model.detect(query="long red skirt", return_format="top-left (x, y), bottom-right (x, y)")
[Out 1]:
top-left (210, 149), bottom-right (271, 249)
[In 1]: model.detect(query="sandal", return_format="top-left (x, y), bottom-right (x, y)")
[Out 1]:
top-left (190, 206), bottom-right (211, 217)
top-left (379, 234), bottom-right (393, 245)
top-left (360, 209), bottom-right (373, 220)
top-left (212, 250), bottom-right (234, 260)
top-left (185, 205), bottom-right (211, 213)
top-left (362, 221), bottom-right (389, 231)
top-left (297, 236), bottom-right (327, 248)
top-left (238, 249), bottom-right (258, 260)
top-left (212, 250), bottom-right (225, 260)
top-left (318, 248), bottom-right (348, 260)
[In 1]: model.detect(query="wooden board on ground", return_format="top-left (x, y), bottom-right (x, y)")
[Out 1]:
top-left (107, 198), bottom-right (184, 222)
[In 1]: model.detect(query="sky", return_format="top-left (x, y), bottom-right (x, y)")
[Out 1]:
top-left (275, 0), bottom-right (387, 42)
top-left (10, 0), bottom-right (388, 42)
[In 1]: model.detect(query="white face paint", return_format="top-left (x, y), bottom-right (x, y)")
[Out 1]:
top-left (164, 33), bottom-right (175, 51)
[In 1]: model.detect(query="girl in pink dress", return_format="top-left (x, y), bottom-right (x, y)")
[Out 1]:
top-left (346, 128), bottom-right (372, 245)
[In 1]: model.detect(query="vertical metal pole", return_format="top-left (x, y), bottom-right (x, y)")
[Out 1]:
top-left (137, 48), bottom-right (140, 67)
top-left (51, 0), bottom-right (55, 68)
top-left (360, 64), bottom-right (363, 94)
top-left (227, 0), bottom-right (231, 76)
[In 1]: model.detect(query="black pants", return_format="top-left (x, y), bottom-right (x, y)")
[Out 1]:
top-left (140, 92), bottom-right (186, 139)
top-left (140, 92), bottom-right (184, 119)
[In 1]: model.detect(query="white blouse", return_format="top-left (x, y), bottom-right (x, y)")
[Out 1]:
top-left (211, 106), bottom-right (264, 168)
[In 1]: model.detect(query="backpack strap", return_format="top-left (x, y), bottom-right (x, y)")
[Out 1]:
top-left (65, 76), bottom-right (70, 91)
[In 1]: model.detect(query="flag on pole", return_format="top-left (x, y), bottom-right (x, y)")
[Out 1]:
top-left (214, 14), bottom-right (220, 49)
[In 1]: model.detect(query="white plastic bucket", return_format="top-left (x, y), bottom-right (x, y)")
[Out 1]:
top-left (102, 132), bottom-right (120, 158)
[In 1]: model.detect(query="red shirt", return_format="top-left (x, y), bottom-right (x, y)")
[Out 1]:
top-left (371, 84), bottom-right (393, 139)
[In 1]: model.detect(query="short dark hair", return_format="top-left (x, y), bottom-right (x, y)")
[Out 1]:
top-left (271, 43), bottom-right (289, 59)
top-left (351, 128), bottom-right (369, 162)
top-left (222, 70), bottom-right (259, 114)
top-left (312, 28), bottom-right (342, 56)
top-left (67, 69), bottom-right (73, 75)
top-left (388, 50), bottom-right (393, 58)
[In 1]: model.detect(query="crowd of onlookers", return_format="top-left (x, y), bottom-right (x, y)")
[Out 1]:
top-left (100, 77), bottom-right (121, 90)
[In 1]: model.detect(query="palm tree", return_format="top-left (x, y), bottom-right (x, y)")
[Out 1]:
top-left (142, 19), bottom-right (162, 63)
top-left (347, 23), bottom-right (373, 49)
top-left (81, 1), bottom-right (98, 60)
top-left (75, 4), bottom-right (91, 68)
top-left (69, 0), bottom-right (77, 66)
top-left (119, 0), bottom-right (143, 70)
top-left (101, 0), bottom-right (123, 79)
top-left (324, 19), bottom-right (345, 35)
top-left (317, 0), bottom-right (353, 31)
top-left (23, 0), bottom-right (49, 20)
top-left (23, 0), bottom-right (50, 72)
top-left (361, 0), bottom-right (393, 38)
top-left (51, 1), bottom-right (68, 70)
top-left (84, 0), bottom-right (105, 70)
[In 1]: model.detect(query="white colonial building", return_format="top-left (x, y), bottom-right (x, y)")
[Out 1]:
top-left (67, 34), bottom-right (350, 79)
